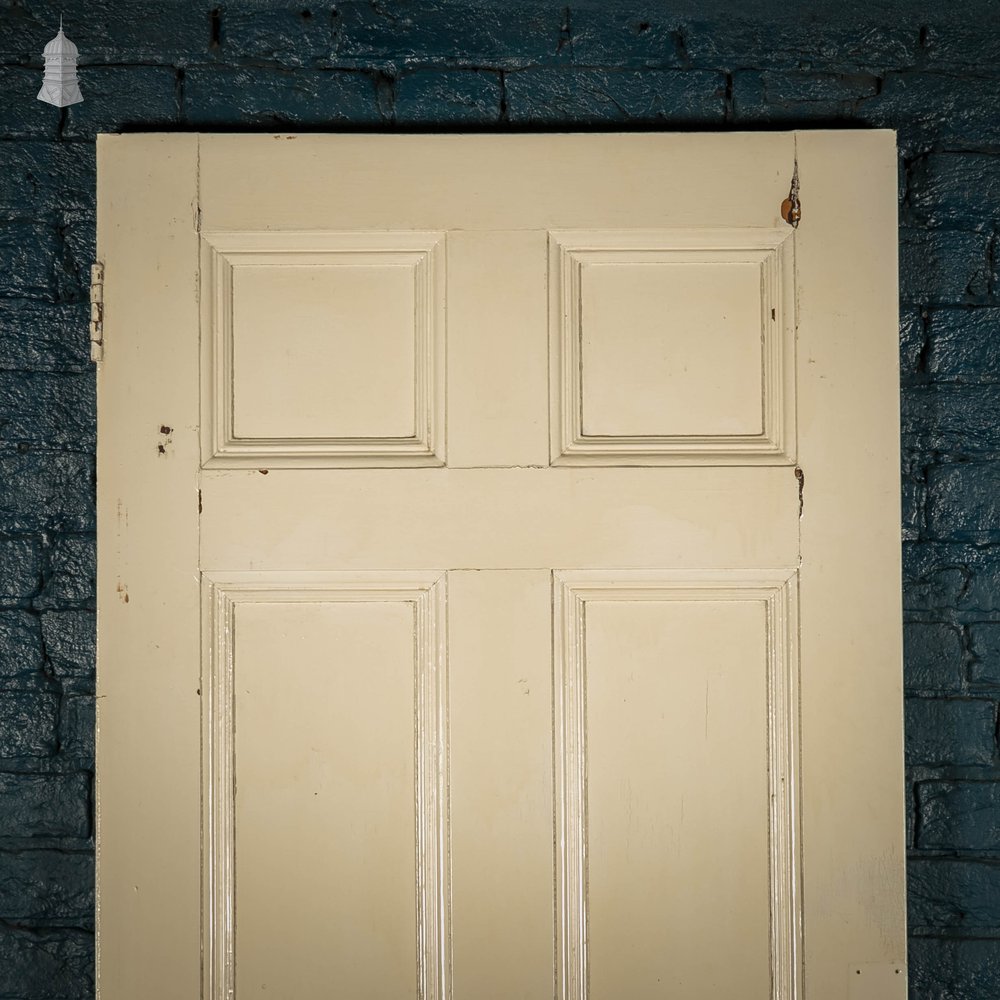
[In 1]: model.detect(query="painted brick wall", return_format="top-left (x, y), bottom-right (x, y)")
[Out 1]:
top-left (0, 0), bottom-right (998, 996)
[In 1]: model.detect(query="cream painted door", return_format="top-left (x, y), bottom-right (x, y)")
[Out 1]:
top-left (96, 132), bottom-right (905, 1000)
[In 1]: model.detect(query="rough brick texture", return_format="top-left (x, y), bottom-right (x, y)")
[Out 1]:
top-left (910, 938), bottom-right (1000, 1000)
top-left (0, 773), bottom-right (89, 840)
top-left (905, 698), bottom-right (997, 767)
top-left (1, 0), bottom-right (999, 996)
top-left (909, 859), bottom-right (1000, 934)
top-left (918, 781), bottom-right (1000, 853)
top-left (905, 622), bottom-right (965, 692)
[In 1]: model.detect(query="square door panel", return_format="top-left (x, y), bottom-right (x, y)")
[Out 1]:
top-left (201, 232), bottom-right (445, 467)
top-left (580, 260), bottom-right (763, 437)
top-left (232, 263), bottom-right (416, 440)
top-left (550, 229), bottom-right (796, 465)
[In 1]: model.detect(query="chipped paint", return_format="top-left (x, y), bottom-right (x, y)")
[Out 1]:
top-left (781, 160), bottom-right (801, 228)
top-left (157, 424), bottom-right (174, 457)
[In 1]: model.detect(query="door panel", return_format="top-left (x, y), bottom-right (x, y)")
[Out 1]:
top-left (584, 596), bottom-right (772, 998)
top-left (554, 573), bottom-right (799, 1000)
top-left (548, 228), bottom-right (794, 464)
top-left (97, 132), bottom-right (904, 1000)
top-left (201, 231), bottom-right (446, 467)
top-left (202, 573), bottom-right (449, 1000)
top-left (233, 598), bottom-right (421, 997)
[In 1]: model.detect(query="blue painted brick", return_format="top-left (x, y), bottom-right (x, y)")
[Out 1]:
top-left (59, 693), bottom-right (94, 764)
top-left (858, 72), bottom-right (1000, 152)
top-left (927, 308), bottom-right (1000, 382)
top-left (918, 780), bottom-right (1000, 851)
top-left (0, 300), bottom-right (91, 374)
top-left (0, 538), bottom-right (43, 604)
top-left (0, 372), bottom-right (95, 451)
top-left (0, 453), bottom-right (93, 534)
top-left (566, 9), bottom-right (686, 69)
top-left (396, 70), bottom-right (502, 123)
top-left (905, 697), bottom-right (995, 766)
top-left (927, 463), bottom-right (1000, 543)
top-left (219, 5), bottom-right (338, 67)
top-left (904, 622), bottom-right (964, 692)
top-left (505, 68), bottom-right (725, 123)
top-left (62, 67), bottom-right (180, 140)
top-left (921, 16), bottom-right (1000, 70)
top-left (333, 0), bottom-right (561, 70)
top-left (0, 772), bottom-right (89, 839)
top-left (0, 68), bottom-right (59, 140)
top-left (58, 216), bottom-right (96, 305)
top-left (183, 66), bottom-right (380, 125)
top-left (0, 1), bottom-right (40, 63)
top-left (904, 543), bottom-right (1000, 614)
top-left (910, 938), bottom-right (1000, 1000)
top-left (909, 858), bottom-right (1000, 932)
top-left (40, 611), bottom-right (94, 680)
top-left (0, 1), bottom-right (209, 64)
top-left (0, 850), bottom-right (93, 921)
top-left (901, 469), bottom-right (924, 542)
top-left (732, 69), bottom-right (878, 122)
top-left (899, 228), bottom-right (991, 305)
top-left (0, 926), bottom-right (92, 999)
top-left (969, 624), bottom-right (1000, 686)
top-left (0, 223), bottom-right (59, 300)
top-left (902, 386), bottom-right (1000, 455)
top-left (745, 70), bottom-right (880, 104)
top-left (0, 143), bottom-right (96, 223)
top-left (0, 691), bottom-right (58, 758)
top-left (907, 784), bottom-right (916, 849)
top-left (0, 611), bottom-right (43, 680)
top-left (682, 16), bottom-right (914, 72)
top-left (909, 153), bottom-right (1000, 231)
top-left (899, 309), bottom-right (926, 383)
top-left (37, 534), bottom-right (95, 609)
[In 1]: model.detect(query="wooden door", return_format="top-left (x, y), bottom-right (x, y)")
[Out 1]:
top-left (96, 132), bottom-right (905, 1000)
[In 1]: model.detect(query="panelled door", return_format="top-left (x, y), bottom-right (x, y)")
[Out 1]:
top-left (96, 132), bottom-right (905, 1000)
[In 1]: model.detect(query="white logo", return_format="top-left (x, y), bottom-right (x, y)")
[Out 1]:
top-left (37, 17), bottom-right (83, 108)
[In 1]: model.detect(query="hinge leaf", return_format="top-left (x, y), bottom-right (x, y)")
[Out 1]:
top-left (90, 262), bottom-right (104, 362)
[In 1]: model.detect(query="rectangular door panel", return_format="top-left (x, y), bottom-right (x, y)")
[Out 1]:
top-left (202, 574), bottom-right (449, 1000)
top-left (554, 572), bottom-right (800, 1000)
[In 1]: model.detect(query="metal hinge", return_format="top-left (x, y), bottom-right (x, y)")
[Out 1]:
top-left (781, 161), bottom-right (801, 228)
top-left (89, 262), bottom-right (104, 362)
